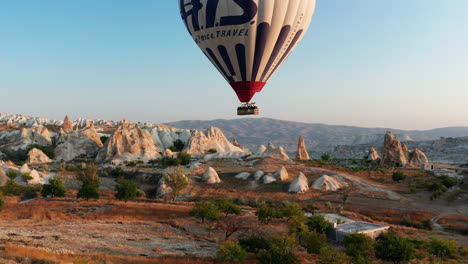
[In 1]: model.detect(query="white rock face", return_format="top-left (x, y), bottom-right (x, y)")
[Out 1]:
top-left (162, 149), bottom-right (177, 158)
top-left (27, 148), bottom-right (52, 164)
top-left (55, 124), bottom-right (104, 161)
top-left (0, 113), bottom-right (62, 127)
top-left (28, 169), bottom-right (44, 185)
top-left (296, 137), bottom-right (311, 161)
top-left (0, 167), bottom-right (8, 186)
top-left (183, 127), bottom-right (244, 156)
top-left (96, 121), bottom-right (160, 164)
top-left (261, 143), bottom-right (290, 161)
top-left (312, 175), bottom-right (348, 191)
top-left (156, 177), bottom-right (171, 198)
top-left (62, 115), bottom-right (74, 132)
top-left (19, 164), bottom-right (31, 175)
top-left (274, 167), bottom-right (289, 182)
top-left (263, 174), bottom-right (277, 184)
top-left (148, 125), bottom-right (192, 151)
top-left (254, 170), bottom-right (265, 181)
top-left (0, 127), bottom-right (52, 150)
top-left (235, 172), bottom-right (251, 180)
top-left (203, 167), bottom-right (221, 184)
top-left (288, 172), bottom-right (310, 193)
top-left (255, 145), bottom-right (267, 156)
top-left (368, 147), bottom-right (381, 162)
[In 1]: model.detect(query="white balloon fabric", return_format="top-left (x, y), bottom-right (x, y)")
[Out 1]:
top-left (179, 0), bottom-right (316, 102)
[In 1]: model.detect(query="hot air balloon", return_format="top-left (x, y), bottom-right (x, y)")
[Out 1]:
top-left (179, 0), bottom-right (316, 115)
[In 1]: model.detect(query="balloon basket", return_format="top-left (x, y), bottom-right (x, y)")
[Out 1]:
top-left (237, 103), bottom-right (259, 116)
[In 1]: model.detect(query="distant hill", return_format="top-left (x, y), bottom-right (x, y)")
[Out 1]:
top-left (165, 118), bottom-right (468, 152)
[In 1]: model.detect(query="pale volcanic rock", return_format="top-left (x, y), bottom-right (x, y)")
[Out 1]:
top-left (288, 172), bottom-right (310, 193)
top-left (235, 172), bottom-right (251, 180)
top-left (263, 174), bottom-right (277, 184)
top-left (28, 169), bottom-right (44, 185)
top-left (255, 145), bottom-right (267, 156)
top-left (19, 164), bottom-right (31, 175)
top-left (254, 170), bottom-right (265, 181)
top-left (296, 136), bottom-right (310, 160)
top-left (3, 127), bottom-right (53, 150)
top-left (148, 125), bottom-right (192, 152)
top-left (203, 167), bottom-right (221, 184)
top-left (408, 149), bottom-right (429, 167)
top-left (261, 143), bottom-right (290, 161)
top-left (96, 121), bottom-right (160, 164)
top-left (162, 149), bottom-right (177, 158)
top-left (367, 147), bottom-right (381, 163)
top-left (380, 131), bottom-right (409, 167)
top-left (183, 127), bottom-right (244, 156)
top-left (62, 115), bottom-right (73, 132)
top-left (274, 167), bottom-right (289, 182)
top-left (55, 124), bottom-right (104, 162)
top-left (27, 148), bottom-right (52, 164)
top-left (312, 175), bottom-right (348, 191)
top-left (0, 167), bottom-right (8, 186)
top-left (156, 177), bottom-right (172, 198)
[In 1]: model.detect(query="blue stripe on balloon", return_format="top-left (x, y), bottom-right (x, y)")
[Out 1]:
top-left (260, 25), bottom-right (291, 82)
top-left (252, 22), bottom-right (270, 81)
top-left (206, 48), bottom-right (235, 83)
top-left (266, 29), bottom-right (304, 81)
top-left (235, 44), bottom-right (247, 82)
top-left (218, 45), bottom-right (236, 77)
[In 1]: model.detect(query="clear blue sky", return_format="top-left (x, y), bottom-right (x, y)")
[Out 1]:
top-left (1, 0), bottom-right (466, 130)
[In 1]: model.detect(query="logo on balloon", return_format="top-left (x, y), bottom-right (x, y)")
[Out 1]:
top-left (180, 0), bottom-right (258, 33)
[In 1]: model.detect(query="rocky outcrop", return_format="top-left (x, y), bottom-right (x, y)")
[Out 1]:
top-left (288, 172), bottom-right (309, 193)
top-left (96, 121), bottom-right (160, 164)
top-left (19, 164), bottom-right (31, 175)
top-left (296, 136), bottom-right (310, 160)
top-left (55, 124), bottom-right (104, 161)
top-left (368, 147), bottom-right (381, 163)
top-left (27, 148), bottom-right (52, 164)
top-left (261, 143), bottom-right (290, 161)
top-left (0, 167), bottom-right (8, 186)
top-left (235, 172), bottom-right (251, 180)
top-left (255, 145), bottom-right (267, 156)
top-left (381, 131), bottom-right (430, 167)
top-left (274, 167), bottom-right (289, 182)
top-left (203, 167), bottom-right (221, 184)
top-left (28, 169), bottom-right (44, 185)
top-left (183, 127), bottom-right (244, 156)
top-left (1, 127), bottom-right (52, 150)
top-left (62, 115), bottom-right (73, 132)
top-left (312, 175), bottom-right (348, 191)
top-left (263, 174), bottom-right (276, 184)
top-left (162, 149), bottom-right (177, 158)
top-left (148, 125), bottom-right (192, 152)
top-left (254, 171), bottom-right (265, 181)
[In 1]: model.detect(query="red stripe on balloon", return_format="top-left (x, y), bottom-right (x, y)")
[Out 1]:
top-left (230, 81), bottom-right (266, 103)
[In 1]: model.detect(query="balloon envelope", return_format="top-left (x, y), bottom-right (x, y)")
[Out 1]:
top-left (179, 0), bottom-right (316, 102)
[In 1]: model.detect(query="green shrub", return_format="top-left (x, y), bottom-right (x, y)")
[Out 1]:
top-left (100, 136), bottom-right (109, 144)
top-left (256, 205), bottom-right (282, 224)
top-left (439, 175), bottom-right (457, 188)
top-left (0, 195), bottom-right (4, 212)
top-left (125, 161), bottom-right (137, 167)
top-left (319, 246), bottom-right (350, 264)
top-left (6, 170), bottom-right (18, 180)
top-left (257, 236), bottom-right (300, 264)
top-left (164, 166), bottom-right (189, 201)
top-left (208, 148), bottom-right (218, 154)
top-left (239, 236), bottom-right (271, 254)
top-left (77, 184), bottom-right (100, 201)
top-left (114, 180), bottom-right (138, 202)
top-left (0, 180), bottom-right (40, 196)
top-left (288, 216), bottom-right (310, 239)
top-left (429, 236), bottom-right (460, 259)
top-left (177, 152), bottom-right (191, 165)
top-left (21, 172), bottom-right (33, 182)
top-left (160, 156), bottom-right (179, 167)
top-left (21, 188), bottom-right (39, 201)
top-left (76, 163), bottom-right (100, 188)
top-left (216, 199), bottom-right (241, 217)
top-left (281, 202), bottom-right (304, 221)
top-left (217, 241), bottom-right (247, 262)
top-left (344, 233), bottom-right (375, 264)
top-left (170, 139), bottom-right (185, 152)
top-left (392, 172), bottom-right (406, 182)
top-left (41, 178), bottom-right (67, 198)
top-left (307, 214), bottom-right (331, 234)
top-left (321, 154), bottom-right (331, 161)
top-left (375, 232), bottom-right (415, 264)
top-left (190, 201), bottom-right (220, 224)
top-left (301, 230), bottom-right (328, 254)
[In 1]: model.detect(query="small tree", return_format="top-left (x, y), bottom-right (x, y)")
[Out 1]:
top-left (217, 241), bottom-right (247, 262)
top-left (22, 172), bottom-right (33, 182)
top-left (319, 246), bottom-right (351, 264)
top-left (375, 232), bottom-right (415, 264)
top-left (177, 152), bottom-right (191, 165)
top-left (429, 236), bottom-right (460, 259)
top-left (216, 199), bottom-right (241, 217)
top-left (164, 166), bottom-right (189, 201)
top-left (171, 139), bottom-right (185, 152)
top-left (301, 230), bottom-right (328, 254)
top-left (41, 178), bottom-right (67, 198)
top-left (6, 170), bottom-right (18, 180)
top-left (256, 205), bottom-right (282, 224)
top-left (114, 180), bottom-right (138, 202)
top-left (76, 163), bottom-right (100, 201)
top-left (321, 154), bottom-right (331, 161)
top-left (77, 184), bottom-right (100, 201)
top-left (190, 201), bottom-right (220, 224)
top-left (344, 233), bottom-right (375, 264)
top-left (239, 236), bottom-right (271, 254)
top-left (307, 214), bottom-right (331, 234)
top-left (216, 215), bottom-right (250, 241)
top-left (281, 202), bottom-right (304, 221)
top-left (288, 216), bottom-right (310, 239)
top-left (392, 172), bottom-right (406, 182)
top-left (257, 236), bottom-right (300, 264)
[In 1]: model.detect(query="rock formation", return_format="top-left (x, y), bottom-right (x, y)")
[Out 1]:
top-left (28, 169), bottom-right (44, 185)
top-left (312, 175), bottom-right (348, 191)
top-left (0, 167), bottom-right (8, 186)
top-left (27, 148), bottom-right (52, 164)
top-left (96, 121), bottom-right (160, 164)
top-left (1, 127), bottom-right (53, 150)
top-left (203, 167), bottom-right (221, 184)
top-left (254, 171), bottom-right (265, 181)
top-left (261, 143), bottom-right (290, 161)
top-left (235, 172), bottom-right (251, 180)
top-left (55, 124), bottom-right (104, 161)
top-left (183, 127), bottom-right (244, 156)
top-left (263, 174), bottom-right (276, 184)
top-left (255, 145), bottom-right (267, 156)
top-left (156, 177), bottom-right (171, 198)
top-left (19, 164), bottom-right (31, 175)
top-left (162, 149), bottom-right (177, 158)
top-left (148, 125), bottom-right (192, 151)
top-left (381, 131), bottom-right (429, 167)
top-left (288, 172), bottom-right (309, 193)
top-left (62, 115), bottom-right (73, 132)
top-left (296, 136), bottom-right (310, 160)
top-left (367, 147), bottom-right (381, 163)
top-left (274, 167), bottom-right (289, 182)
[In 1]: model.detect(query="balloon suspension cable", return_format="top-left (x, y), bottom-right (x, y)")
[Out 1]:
top-left (237, 102), bottom-right (260, 116)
